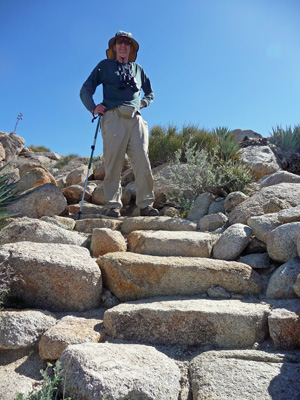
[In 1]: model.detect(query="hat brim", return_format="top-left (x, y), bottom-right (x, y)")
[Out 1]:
top-left (106, 36), bottom-right (139, 62)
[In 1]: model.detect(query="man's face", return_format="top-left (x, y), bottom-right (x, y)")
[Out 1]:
top-left (113, 37), bottom-right (133, 62)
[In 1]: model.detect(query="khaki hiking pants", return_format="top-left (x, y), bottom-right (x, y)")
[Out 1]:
top-left (100, 107), bottom-right (155, 210)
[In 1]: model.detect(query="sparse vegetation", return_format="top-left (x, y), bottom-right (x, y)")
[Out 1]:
top-left (54, 154), bottom-right (79, 169)
top-left (269, 125), bottom-right (300, 152)
top-left (29, 145), bottom-right (51, 153)
top-left (148, 124), bottom-right (241, 167)
top-left (0, 164), bottom-right (18, 228)
top-left (162, 140), bottom-right (254, 211)
top-left (15, 361), bottom-right (71, 400)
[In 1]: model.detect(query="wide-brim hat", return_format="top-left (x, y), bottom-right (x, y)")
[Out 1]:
top-left (106, 31), bottom-right (139, 62)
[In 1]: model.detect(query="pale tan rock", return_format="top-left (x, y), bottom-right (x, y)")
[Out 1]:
top-left (0, 217), bottom-right (86, 246)
top-left (66, 165), bottom-right (91, 186)
top-left (263, 198), bottom-right (290, 213)
top-left (268, 302), bottom-right (300, 349)
top-left (278, 205), bottom-right (300, 223)
top-left (75, 217), bottom-right (122, 233)
top-left (39, 315), bottom-right (105, 360)
top-left (121, 216), bottom-right (197, 235)
top-left (63, 184), bottom-right (91, 204)
top-left (18, 162), bottom-right (51, 178)
top-left (240, 145), bottom-right (281, 179)
top-left (91, 228), bottom-right (126, 257)
top-left (128, 230), bottom-right (215, 257)
top-left (121, 168), bottom-right (134, 186)
top-left (229, 183), bottom-right (300, 225)
top-left (103, 298), bottom-right (270, 347)
top-left (0, 310), bottom-right (56, 349)
top-left (40, 215), bottom-right (76, 230)
top-left (60, 342), bottom-right (181, 400)
top-left (7, 183), bottom-right (68, 218)
top-left (0, 132), bottom-right (25, 161)
top-left (224, 191), bottom-right (249, 212)
top-left (187, 192), bottom-right (215, 222)
top-left (97, 252), bottom-right (262, 301)
top-left (0, 242), bottom-right (102, 312)
top-left (231, 128), bottom-right (263, 144)
top-left (267, 222), bottom-right (300, 263)
top-left (213, 223), bottom-right (252, 260)
top-left (68, 202), bottom-right (104, 215)
top-left (0, 142), bottom-right (5, 161)
top-left (260, 170), bottom-right (300, 188)
top-left (15, 167), bottom-right (57, 194)
top-left (91, 183), bottom-right (105, 204)
top-left (198, 212), bottom-right (228, 232)
top-left (190, 350), bottom-right (300, 400)
top-left (266, 259), bottom-right (300, 299)
top-left (247, 213), bottom-right (282, 243)
top-left (93, 162), bottom-right (105, 180)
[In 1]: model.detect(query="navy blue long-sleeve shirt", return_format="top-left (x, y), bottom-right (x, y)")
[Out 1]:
top-left (80, 59), bottom-right (154, 112)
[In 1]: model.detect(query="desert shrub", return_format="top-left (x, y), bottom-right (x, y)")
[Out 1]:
top-left (149, 125), bottom-right (184, 167)
top-left (54, 154), bottom-right (79, 169)
top-left (29, 145), bottom-right (51, 152)
top-left (16, 361), bottom-right (71, 400)
top-left (164, 141), bottom-right (254, 211)
top-left (182, 124), bottom-right (215, 154)
top-left (269, 125), bottom-right (300, 151)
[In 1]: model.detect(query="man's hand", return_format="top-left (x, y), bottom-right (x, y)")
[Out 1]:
top-left (92, 103), bottom-right (107, 115)
top-left (140, 100), bottom-right (147, 109)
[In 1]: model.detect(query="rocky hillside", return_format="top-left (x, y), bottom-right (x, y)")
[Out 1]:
top-left (0, 129), bottom-right (300, 400)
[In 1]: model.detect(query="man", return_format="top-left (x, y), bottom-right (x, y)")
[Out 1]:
top-left (80, 30), bottom-right (159, 218)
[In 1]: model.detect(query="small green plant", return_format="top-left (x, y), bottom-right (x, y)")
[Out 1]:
top-left (29, 145), bottom-right (51, 153)
top-left (15, 361), bottom-right (71, 400)
top-left (54, 154), bottom-right (79, 169)
top-left (212, 127), bottom-right (240, 162)
top-left (269, 125), bottom-right (300, 151)
top-left (0, 164), bottom-right (18, 229)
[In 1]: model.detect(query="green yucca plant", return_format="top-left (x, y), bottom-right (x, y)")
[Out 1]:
top-left (212, 127), bottom-right (240, 162)
top-left (0, 164), bottom-right (18, 228)
top-left (269, 125), bottom-right (300, 151)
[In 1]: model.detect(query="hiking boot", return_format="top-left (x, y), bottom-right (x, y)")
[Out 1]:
top-left (106, 208), bottom-right (121, 218)
top-left (140, 206), bottom-right (159, 217)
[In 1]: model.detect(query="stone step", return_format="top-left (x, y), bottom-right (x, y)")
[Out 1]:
top-left (121, 216), bottom-right (197, 235)
top-left (190, 350), bottom-right (300, 400)
top-left (103, 297), bottom-right (271, 348)
top-left (97, 252), bottom-right (262, 301)
top-left (127, 230), bottom-right (217, 257)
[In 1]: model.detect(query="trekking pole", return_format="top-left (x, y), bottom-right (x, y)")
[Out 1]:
top-left (77, 114), bottom-right (102, 220)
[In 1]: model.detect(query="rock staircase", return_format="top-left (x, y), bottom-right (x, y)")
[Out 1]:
top-left (1, 213), bottom-right (300, 400)
top-left (71, 214), bottom-right (299, 399)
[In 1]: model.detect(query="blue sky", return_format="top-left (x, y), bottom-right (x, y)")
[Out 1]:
top-left (1, 0), bottom-right (299, 157)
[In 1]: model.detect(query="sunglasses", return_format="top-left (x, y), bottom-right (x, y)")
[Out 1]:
top-left (115, 38), bottom-right (132, 46)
